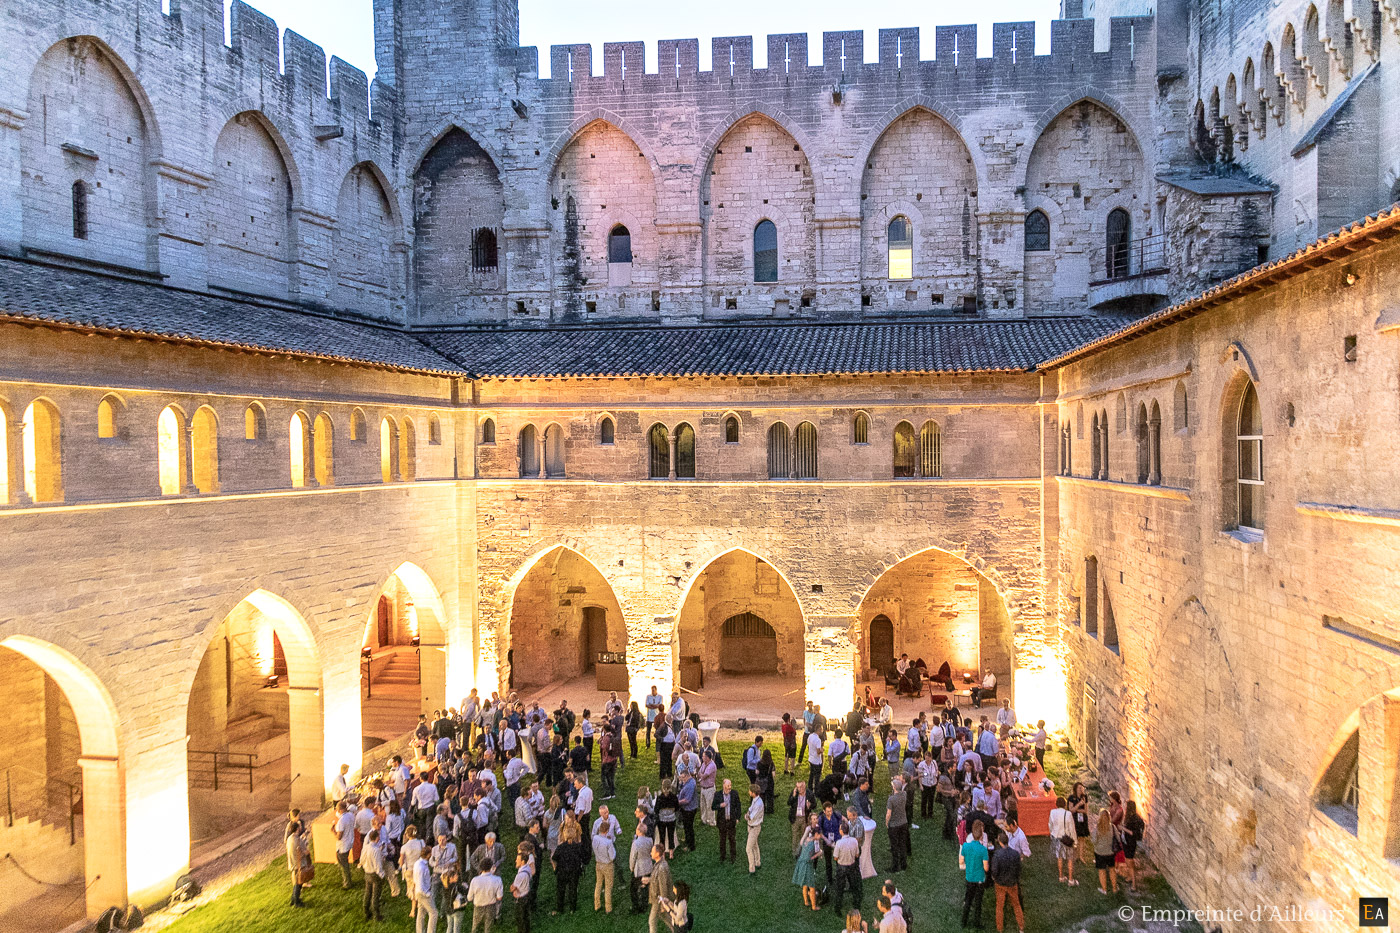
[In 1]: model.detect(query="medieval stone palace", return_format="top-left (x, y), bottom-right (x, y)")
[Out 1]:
top-left (0, 0), bottom-right (1397, 928)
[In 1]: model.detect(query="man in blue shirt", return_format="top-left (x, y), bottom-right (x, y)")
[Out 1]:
top-left (645, 687), bottom-right (664, 749)
top-left (959, 819), bottom-right (990, 929)
top-left (677, 770), bottom-right (699, 852)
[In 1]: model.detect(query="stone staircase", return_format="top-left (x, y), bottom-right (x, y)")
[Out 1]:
top-left (362, 648), bottom-right (421, 748)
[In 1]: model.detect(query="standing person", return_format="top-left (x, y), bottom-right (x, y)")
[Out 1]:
top-left (677, 769), bottom-right (700, 852)
top-left (792, 813), bottom-right (822, 911)
top-left (360, 827), bottom-right (387, 921)
top-left (788, 781), bottom-right (811, 857)
top-left (1030, 721), bottom-right (1048, 770)
top-left (917, 751), bottom-right (939, 820)
top-left (551, 822), bottom-right (587, 914)
top-left (714, 778), bottom-right (741, 863)
top-left (781, 713), bottom-right (798, 776)
top-left (743, 736), bottom-right (764, 784)
top-left (286, 817), bottom-right (309, 908)
top-left (698, 749), bottom-right (718, 827)
top-left (412, 847), bottom-right (438, 933)
top-left (654, 779), bottom-right (679, 857)
top-left (510, 851), bottom-right (532, 933)
top-left (807, 728), bottom-right (825, 790)
top-left (645, 688), bottom-right (664, 750)
top-left (658, 880), bottom-right (691, 933)
top-left (885, 778), bottom-right (909, 873)
top-left (817, 801), bottom-right (841, 886)
top-left (745, 782), bottom-right (765, 875)
top-left (629, 822), bottom-right (655, 914)
top-left (442, 869), bottom-right (468, 933)
top-left (938, 764), bottom-right (961, 840)
top-left (989, 832), bottom-right (1026, 933)
top-left (959, 819), bottom-right (990, 930)
top-left (626, 702), bottom-right (643, 760)
top-left (758, 749), bottom-right (777, 814)
top-left (1067, 782), bottom-right (1092, 866)
top-left (1122, 799), bottom-right (1145, 893)
top-left (592, 821), bottom-right (617, 913)
top-left (400, 826), bottom-right (426, 914)
top-left (877, 896), bottom-right (907, 933)
top-left (466, 862), bottom-right (502, 933)
top-left (657, 716), bottom-right (676, 780)
top-left (600, 729), bottom-right (619, 800)
top-left (830, 821), bottom-right (863, 914)
top-left (331, 763), bottom-right (351, 806)
top-left (646, 844), bottom-right (673, 933)
top-left (1090, 809), bottom-right (1119, 895)
top-left (333, 800), bottom-right (356, 889)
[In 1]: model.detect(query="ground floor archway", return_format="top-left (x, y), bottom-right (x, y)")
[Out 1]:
top-left (184, 591), bottom-right (322, 848)
top-left (504, 546), bottom-right (627, 692)
top-left (361, 563), bottom-right (449, 750)
top-left (0, 635), bottom-right (123, 926)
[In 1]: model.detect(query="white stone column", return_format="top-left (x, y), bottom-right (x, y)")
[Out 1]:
top-left (6, 413), bottom-right (27, 505)
top-left (78, 755), bottom-right (127, 918)
top-left (667, 435), bottom-right (677, 480)
top-left (151, 161), bottom-right (212, 291)
top-left (804, 615), bottom-right (856, 714)
top-left (182, 424), bottom-right (198, 494)
top-left (287, 685), bottom-right (326, 810)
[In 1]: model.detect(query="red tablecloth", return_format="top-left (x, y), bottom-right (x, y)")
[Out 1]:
top-left (1015, 779), bottom-right (1055, 836)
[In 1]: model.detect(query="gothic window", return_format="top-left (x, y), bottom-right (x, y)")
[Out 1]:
top-left (1084, 556), bottom-right (1099, 637)
top-left (887, 216), bottom-right (913, 280)
top-left (245, 403), bottom-right (267, 441)
top-left (72, 181), bottom-right (89, 240)
top-left (1317, 731), bottom-right (1360, 833)
top-left (724, 416), bottom-right (740, 444)
top-left (350, 408), bottom-right (368, 443)
top-left (767, 423), bottom-right (791, 479)
top-left (794, 422), bottom-right (818, 479)
top-left (675, 423), bottom-right (696, 478)
top-left (608, 225), bottom-right (633, 264)
top-left (1173, 381), bottom-right (1189, 431)
top-left (893, 421), bottom-right (916, 478)
top-left (753, 220), bottom-right (778, 283)
top-left (427, 413), bottom-right (442, 446)
top-left (543, 424), bottom-right (565, 477)
top-left (471, 227), bottom-right (498, 273)
top-left (919, 421), bottom-right (942, 478)
top-left (1106, 208), bottom-right (1131, 279)
top-left (380, 417), bottom-right (398, 482)
top-left (157, 405), bottom-right (187, 496)
top-left (97, 395), bottom-right (122, 440)
top-left (1135, 403), bottom-right (1150, 484)
top-left (1025, 209), bottom-right (1050, 252)
top-left (192, 406), bottom-right (219, 493)
top-left (599, 416), bottom-right (615, 446)
top-left (289, 412), bottom-right (309, 488)
top-left (480, 417), bottom-right (496, 445)
top-left (1235, 381), bottom-right (1264, 531)
top-left (852, 412), bottom-right (869, 445)
top-left (313, 413), bottom-right (334, 487)
top-left (648, 423), bottom-right (669, 479)
top-left (519, 424), bottom-right (539, 477)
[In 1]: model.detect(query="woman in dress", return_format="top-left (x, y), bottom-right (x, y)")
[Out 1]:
top-left (792, 812), bottom-right (823, 910)
top-left (544, 794), bottom-right (564, 855)
top-left (655, 779), bottom-right (680, 856)
top-left (758, 749), bottom-right (777, 814)
top-left (1090, 808), bottom-right (1119, 894)
top-left (1122, 799), bottom-right (1145, 893)
top-left (1067, 781), bottom-right (1092, 865)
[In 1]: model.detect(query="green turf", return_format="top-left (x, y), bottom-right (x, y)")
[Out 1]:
top-left (162, 739), bottom-right (1192, 933)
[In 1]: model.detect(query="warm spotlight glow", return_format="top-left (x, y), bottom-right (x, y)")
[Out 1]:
top-left (254, 624), bottom-right (276, 678)
top-left (807, 668), bottom-right (855, 717)
top-left (289, 414), bottom-right (307, 488)
top-left (157, 406), bottom-right (182, 495)
top-left (407, 600), bottom-right (419, 639)
top-left (0, 405), bottom-right (8, 504)
top-left (1013, 658), bottom-right (1069, 732)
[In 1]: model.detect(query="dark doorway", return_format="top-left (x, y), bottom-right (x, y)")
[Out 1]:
top-left (376, 596), bottom-right (391, 648)
top-left (868, 615), bottom-right (894, 673)
top-left (1106, 208), bottom-right (1131, 278)
top-left (582, 606), bottom-right (607, 673)
top-left (719, 612), bottom-right (778, 673)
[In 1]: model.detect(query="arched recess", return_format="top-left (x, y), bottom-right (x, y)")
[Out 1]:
top-left (20, 37), bottom-right (156, 270)
top-left (360, 562), bottom-right (450, 748)
top-left (183, 589), bottom-right (325, 847)
top-left (700, 113), bottom-right (816, 299)
top-left (412, 127), bottom-right (505, 321)
top-left (548, 119), bottom-right (658, 311)
top-left (1023, 98), bottom-right (1149, 314)
top-left (859, 107), bottom-right (978, 303)
top-left (191, 405), bottom-right (219, 493)
top-left (332, 162), bottom-right (400, 320)
top-left (674, 548), bottom-right (806, 696)
top-left (23, 398), bottom-right (64, 503)
top-left (209, 112), bottom-right (294, 298)
top-left (852, 548), bottom-right (1013, 704)
top-left (501, 546), bottom-right (627, 692)
top-left (0, 635), bottom-right (125, 920)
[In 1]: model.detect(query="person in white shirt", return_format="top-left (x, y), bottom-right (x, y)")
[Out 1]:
top-left (996, 699), bottom-right (1017, 730)
top-left (391, 756), bottom-right (412, 797)
top-left (360, 827), bottom-right (388, 921)
top-left (466, 861), bottom-right (502, 932)
top-left (510, 852), bottom-right (532, 933)
top-left (573, 776), bottom-right (594, 819)
top-left (333, 800), bottom-right (356, 889)
top-left (806, 731), bottom-right (824, 788)
top-left (1031, 720), bottom-right (1048, 769)
top-left (1005, 816), bottom-right (1032, 859)
top-left (413, 773), bottom-right (441, 835)
top-left (591, 804), bottom-right (621, 842)
top-left (592, 826), bottom-right (618, 913)
top-left (354, 797), bottom-right (376, 858)
top-left (972, 668), bottom-right (997, 708)
top-left (877, 896), bottom-right (908, 933)
top-left (905, 724), bottom-right (923, 761)
top-left (331, 763), bottom-right (351, 804)
top-left (412, 850), bottom-right (438, 933)
top-left (744, 783), bottom-right (765, 874)
top-left (669, 692), bottom-right (688, 723)
top-left (1048, 796), bottom-right (1078, 885)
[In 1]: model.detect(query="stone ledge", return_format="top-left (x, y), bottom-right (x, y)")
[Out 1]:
top-left (1297, 500), bottom-right (1400, 528)
top-left (1055, 475), bottom-right (1191, 500)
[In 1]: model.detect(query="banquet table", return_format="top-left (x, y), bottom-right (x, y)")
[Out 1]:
top-left (1014, 778), bottom-right (1056, 836)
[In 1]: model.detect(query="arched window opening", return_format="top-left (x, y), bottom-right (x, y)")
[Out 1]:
top-left (1106, 208), bottom-right (1132, 279)
top-left (893, 421), bottom-right (916, 478)
top-left (608, 225), bottom-right (633, 264)
top-left (1024, 209), bottom-right (1050, 252)
top-left (1098, 409), bottom-right (1110, 479)
top-left (471, 227), bottom-right (498, 273)
top-left (720, 612), bottom-right (779, 673)
top-left (675, 423), bottom-right (696, 478)
top-left (519, 424), bottom-right (539, 477)
top-left (852, 412), bottom-right (869, 445)
top-left (313, 413), bottom-right (334, 487)
top-left (887, 216), bottom-right (913, 280)
top-left (753, 220), bottom-right (778, 283)
top-left (767, 422), bottom-right (791, 479)
top-left (647, 423), bottom-right (670, 479)
top-left (543, 424), bottom-right (565, 477)
top-left (289, 412), bottom-right (309, 488)
top-left (794, 422), bottom-right (818, 479)
top-left (868, 615), bottom-right (895, 673)
top-left (380, 417), bottom-right (398, 482)
top-left (1090, 413), bottom-right (1102, 478)
top-left (724, 416), bottom-right (740, 444)
top-left (1148, 402), bottom-right (1162, 485)
top-left (71, 180), bottom-right (89, 240)
top-left (919, 421), bottom-right (942, 478)
top-left (157, 405), bottom-right (187, 496)
top-left (1084, 556), bottom-right (1099, 637)
top-left (399, 419), bottom-right (417, 482)
top-left (1317, 731), bottom-right (1360, 833)
top-left (1236, 381), bottom-right (1264, 530)
top-left (244, 403), bottom-right (267, 441)
top-left (23, 400), bottom-right (63, 502)
top-left (1101, 584), bottom-right (1119, 650)
top-left (1134, 403), bottom-right (1150, 484)
top-left (599, 416), bottom-right (615, 446)
top-left (427, 413), bottom-right (442, 446)
top-left (480, 417), bottom-right (496, 445)
top-left (97, 395), bottom-right (121, 439)
top-left (192, 406), bottom-right (219, 494)
top-left (350, 408), bottom-right (368, 443)
top-left (1173, 381), bottom-right (1189, 431)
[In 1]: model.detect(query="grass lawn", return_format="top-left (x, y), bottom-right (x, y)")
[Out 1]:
top-left (161, 738), bottom-right (1191, 933)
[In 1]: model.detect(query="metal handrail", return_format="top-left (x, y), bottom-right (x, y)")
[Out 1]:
top-left (4, 765), bottom-right (79, 845)
top-left (1092, 232), bottom-right (1168, 282)
top-left (187, 749), bottom-right (257, 793)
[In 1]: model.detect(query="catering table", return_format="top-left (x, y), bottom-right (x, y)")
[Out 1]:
top-left (1014, 778), bottom-right (1056, 836)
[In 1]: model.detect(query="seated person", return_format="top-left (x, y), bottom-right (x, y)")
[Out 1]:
top-left (884, 662), bottom-right (901, 688)
top-left (970, 668), bottom-right (997, 707)
top-left (935, 661), bottom-right (954, 691)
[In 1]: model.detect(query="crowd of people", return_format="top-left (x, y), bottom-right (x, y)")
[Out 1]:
top-left (281, 684), bottom-right (1145, 933)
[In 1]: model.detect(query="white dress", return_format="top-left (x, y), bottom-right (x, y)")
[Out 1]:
top-left (859, 817), bottom-right (878, 879)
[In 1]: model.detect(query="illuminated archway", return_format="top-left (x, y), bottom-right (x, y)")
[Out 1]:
top-left (502, 546), bottom-right (627, 692)
top-left (360, 563), bottom-right (450, 749)
top-left (0, 635), bottom-right (124, 921)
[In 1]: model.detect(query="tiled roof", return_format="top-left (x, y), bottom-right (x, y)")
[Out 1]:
top-left (0, 256), bottom-right (464, 375)
top-left (1037, 203), bottom-right (1400, 370)
top-left (423, 317), bottom-right (1133, 378)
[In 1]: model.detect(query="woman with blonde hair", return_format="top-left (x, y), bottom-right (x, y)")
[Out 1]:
top-left (791, 811), bottom-right (823, 911)
top-left (1090, 808), bottom-right (1119, 894)
top-left (843, 907), bottom-right (868, 932)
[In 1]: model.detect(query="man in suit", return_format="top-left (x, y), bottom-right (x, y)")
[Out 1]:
top-left (628, 823), bottom-right (654, 914)
top-left (645, 844), bottom-right (673, 933)
top-left (787, 780), bottom-right (810, 857)
top-left (713, 778), bottom-right (742, 863)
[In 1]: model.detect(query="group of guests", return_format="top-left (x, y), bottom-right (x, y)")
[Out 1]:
top-left (282, 684), bottom-right (1145, 933)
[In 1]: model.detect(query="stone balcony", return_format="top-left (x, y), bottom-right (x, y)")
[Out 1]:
top-left (1088, 233), bottom-right (1170, 312)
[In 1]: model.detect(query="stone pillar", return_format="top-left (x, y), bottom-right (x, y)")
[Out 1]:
top-left (0, 106), bottom-right (26, 254)
top-left (151, 161), bottom-right (213, 291)
top-left (626, 615), bottom-right (675, 704)
top-left (419, 641), bottom-right (447, 716)
top-left (182, 424), bottom-right (198, 494)
top-left (287, 685), bottom-right (325, 810)
top-left (667, 435), bottom-right (677, 480)
top-left (6, 413), bottom-right (27, 505)
top-left (123, 733), bottom-right (189, 907)
top-left (78, 755), bottom-right (127, 918)
top-left (290, 208), bottom-right (336, 306)
top-left (815, 214), bottom-right (861, 310)
top-left (804, 615), bottom-right (856, 714)
top-left (655, 221), bottom-right (702, 321)
top-left (537, 436), bottom-right (546, 480)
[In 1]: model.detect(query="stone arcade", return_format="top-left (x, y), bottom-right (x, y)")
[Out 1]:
top-left (1, 0), bottom-right (1399, 929)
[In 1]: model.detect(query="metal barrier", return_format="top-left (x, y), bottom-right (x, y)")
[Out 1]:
top-left (3, 765), bottom-right (79, 845)
top-left (1093, 232), bottom-right (1167, 282)
top-left (187, 749), bottom-right (257, 792)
